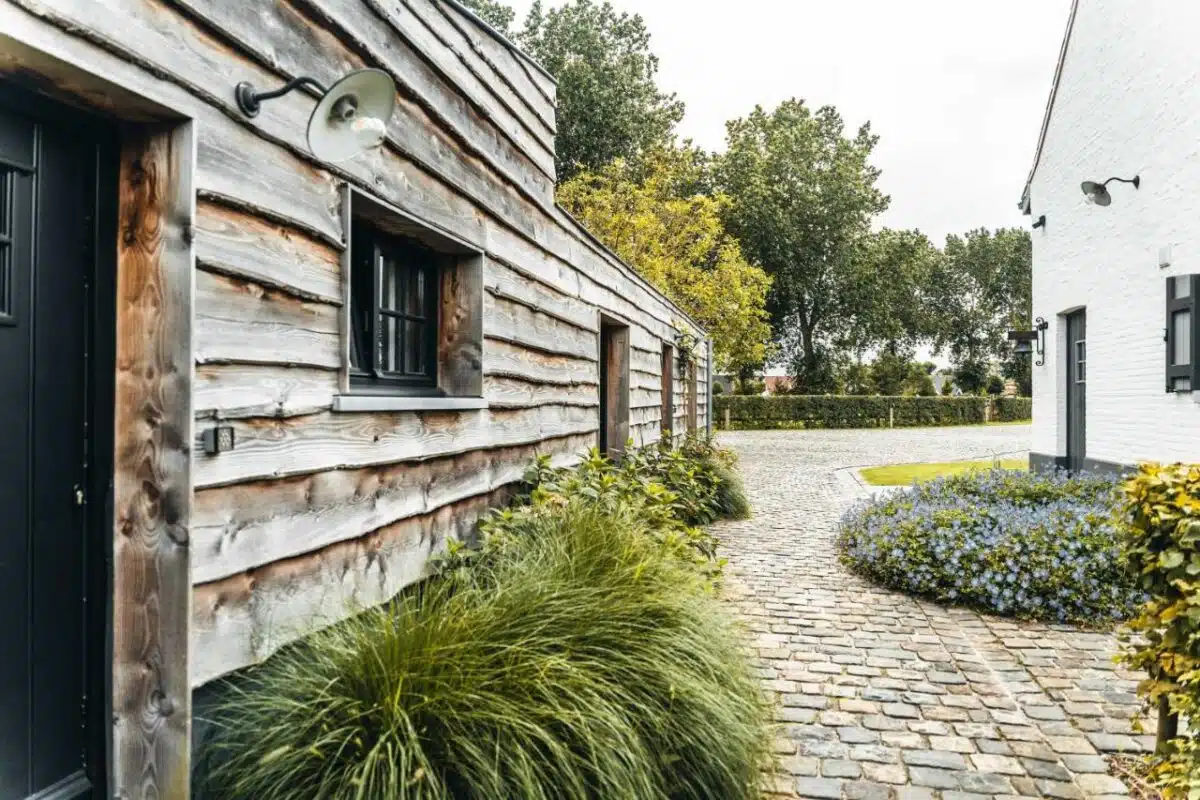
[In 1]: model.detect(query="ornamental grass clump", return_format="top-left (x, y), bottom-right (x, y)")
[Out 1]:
top-left (837, 468), bottom-right (1142, 623)
top-left (197, 443), bottom-right (768, 800)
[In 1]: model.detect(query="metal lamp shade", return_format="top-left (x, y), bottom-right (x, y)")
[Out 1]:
top-left (1080, 180), bottom-right (1112, 207)
top-left (1012, 340), bottom-right (1034, 356)
top-left (307, 69), bottom-right (397, 163)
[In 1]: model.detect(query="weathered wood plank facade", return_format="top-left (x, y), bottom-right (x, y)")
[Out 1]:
top-left (0, 0), bottom-right (709, 794)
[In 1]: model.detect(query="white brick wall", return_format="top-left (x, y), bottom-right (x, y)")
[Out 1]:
top-left (1028, 0), bottom-right (1200, 465)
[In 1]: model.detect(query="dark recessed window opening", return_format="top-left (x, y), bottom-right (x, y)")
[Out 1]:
top-left (1166, 274), bottom-right (1198, 393)
top-left (0, 169), bottom-right (12, 319)
top-left (660, 343), bottom-right (674, 438)
top-left (350, 219), bottom-right (441, 394)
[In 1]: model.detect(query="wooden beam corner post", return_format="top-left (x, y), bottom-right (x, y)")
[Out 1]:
top-left (113, 121), bottom-right (195, 799)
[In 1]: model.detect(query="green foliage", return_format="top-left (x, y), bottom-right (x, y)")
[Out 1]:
top-left (930, 228), bottom-right (1032, 377)
top-left (557, 150), bottom-right (773, 374)
top-left (717, 99), bottom-right (889, 391)
top-left (953, 359), bottom-right (990, 395)
top-left (840, 229), bottom-right (943, 356)
top-left (1118, 464), bottom-right (1200, 798)
top-left (197, 441), bottom-right (766, 800)
top-left (519, 1), bottom-right (684, 181)
top-left (456, 0), bottom-right (516, 35)
top-left (733, 376), bottom-right (765, 396)
top-left (714, 395), bottom-right (1027, 430)
top-left (986, 375), bottom-right (1005, 396)
top-left (992, 397), bottom-right (1033, 422)
top-left (839, 469), bottom-right (1141, 624)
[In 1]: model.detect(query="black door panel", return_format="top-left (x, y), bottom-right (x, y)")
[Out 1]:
top-left (0, 90), bottom-right (107, 800)
top-left (1066, 310), bottom-right (1087, 472)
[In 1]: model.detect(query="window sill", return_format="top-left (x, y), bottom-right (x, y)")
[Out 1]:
top-left (333, 395), bottom-right (490, 413)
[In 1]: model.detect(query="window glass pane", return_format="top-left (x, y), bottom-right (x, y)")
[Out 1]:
top-left (380, 253), bottom-right (402, 312)
top-left (1175, 277), bottom-right (1192, 300)
top-left (1173, 310), bottom-right (1192, 366)
top-left (1173, 377), bottom-right (1192, 393)
top-left (405, 319), bottom-right (426, 375)
top-left (1075, 340), bottom-right (1086, 383)
top-left (381, 314), bottom-right (401, 372)
top-left (407, 266), bottom-right (426, 317)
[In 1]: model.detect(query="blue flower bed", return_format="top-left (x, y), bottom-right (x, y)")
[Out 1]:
top-left (837, 469), bottom-right (1143, 623)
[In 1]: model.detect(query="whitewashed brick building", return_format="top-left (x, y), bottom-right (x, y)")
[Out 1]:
top-left (1020, 0), bottom-right (1200, 472)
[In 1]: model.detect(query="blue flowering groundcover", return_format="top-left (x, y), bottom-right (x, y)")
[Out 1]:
top-left (837, 469), bottom-right (1144, 624)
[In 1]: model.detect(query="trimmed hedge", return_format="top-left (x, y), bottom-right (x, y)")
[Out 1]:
top-left (714, 395), bottom-right (1031, 430)
top-left (993, 396), bottom-right (1033, 422)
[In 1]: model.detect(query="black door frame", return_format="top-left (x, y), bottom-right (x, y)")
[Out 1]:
top-left (0, 80), bottom-right (117, 800)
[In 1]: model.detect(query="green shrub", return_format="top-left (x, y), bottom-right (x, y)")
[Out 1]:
top-left (714, 395), bottom-right (1033, 430)
top-left (838, 468), bottom-right (1142, 623)
top-left (1118, 464), bottom-right (1200, 797)
top-left (992, 396), bottom-right (1032, 422)
top-left (197, 441), bottom-right (766, 800)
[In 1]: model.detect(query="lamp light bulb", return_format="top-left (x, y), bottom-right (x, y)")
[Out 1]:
top-left (351, 116), bottom-right (387, 149)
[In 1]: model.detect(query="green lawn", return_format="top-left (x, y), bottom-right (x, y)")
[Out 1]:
top-left (860, 457), bottom-right (1029, 486)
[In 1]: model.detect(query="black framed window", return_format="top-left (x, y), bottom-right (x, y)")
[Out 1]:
top-left (1166, 275), bottom-right (1198, 393)
top-left (350, 219), bottom-right (441, 394)
top-left (1074, 339), bottom-right (1086, 384)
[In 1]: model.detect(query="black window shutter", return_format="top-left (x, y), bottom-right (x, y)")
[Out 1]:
top-left (1166, 274), bottom-right (1198, 393)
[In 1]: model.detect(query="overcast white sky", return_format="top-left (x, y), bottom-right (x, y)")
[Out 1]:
top-left (508, 0), bottom-right (1073, 244)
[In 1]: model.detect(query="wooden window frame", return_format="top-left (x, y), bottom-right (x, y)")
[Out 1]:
top-left (349, 219), bottom-right (442, 397)
top-left (1166, 275), bottom-right (1198, 393)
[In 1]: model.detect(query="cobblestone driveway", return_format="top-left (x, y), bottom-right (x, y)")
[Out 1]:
top-left (714, 427), bottom-right (1149, 800)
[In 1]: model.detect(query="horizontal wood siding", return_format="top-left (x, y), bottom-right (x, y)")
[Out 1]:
top-left (2, 0), bottom-right (709, 685)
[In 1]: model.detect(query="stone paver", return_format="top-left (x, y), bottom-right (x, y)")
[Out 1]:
top-left (715, 427), bottom-right (1149, 799)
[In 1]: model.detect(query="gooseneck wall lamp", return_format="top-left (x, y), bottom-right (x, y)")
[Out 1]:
top-left (1081, 175), bottom-right (1140, 207)
top-left (235, 69), bottom-right (397, 163)
top-left (1008, 317), bottom-right (1050, 367)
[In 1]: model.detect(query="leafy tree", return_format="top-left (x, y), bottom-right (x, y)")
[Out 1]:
top-left (840, 228), bottom-right (942, 356)
top-left (930, 228), bottom-right (1032, 378)
top-left (457, 0), bottom-right (516, 35)
top-left (986, 375), bottom-right (1006, 396)
top-left (953, 359), bottom-right (990, 395)
top-left (717, 100), bottom-right (890, 392)
top-left (519, 1), bottom-right (684, 181)
top-left (557, 149), bottom-right (773, 375)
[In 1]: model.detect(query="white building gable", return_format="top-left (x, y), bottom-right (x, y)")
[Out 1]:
top-left (1021, 0), bottom-right (1200, 470)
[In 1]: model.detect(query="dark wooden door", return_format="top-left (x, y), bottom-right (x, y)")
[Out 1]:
top-left (0, 91), bottom-right (111, 800)
top-left (1066, 310), bottom-right (1087, 472)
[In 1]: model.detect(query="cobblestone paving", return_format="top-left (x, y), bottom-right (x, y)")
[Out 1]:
top-left (713, 427), bottom-right (1150, 800)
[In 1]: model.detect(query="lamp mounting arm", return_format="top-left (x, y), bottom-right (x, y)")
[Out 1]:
top-left (1102, 175), bottom-right (1140, 190)
top-left (236, 76), bottom-right (329, 118)
top-left (1034, 317), bottom-right (1049, 367)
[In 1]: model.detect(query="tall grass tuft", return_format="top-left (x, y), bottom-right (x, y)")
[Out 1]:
top-left (197, 499), bottom-right (769, 799)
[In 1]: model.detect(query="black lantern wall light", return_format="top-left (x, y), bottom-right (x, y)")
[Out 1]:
top-left (235, 69), bottom-right (397, 163)
top-left (1008, 318), bottom-right (1049, 366)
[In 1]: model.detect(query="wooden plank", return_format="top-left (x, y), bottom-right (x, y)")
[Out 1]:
top-left (192, 491), bottom-right (495, 685)
top-left (439, 253), bottom-right (484, 397)
top-left (194, 404), bottom-right (599, 488)
top-left (436, 0), bottom-right (558, 111)
top-left (195, 268), bottom-right (340, 368)
top-left (112, 123), bottom-right (194, 800)
top-left (192, 433), bottom-right (588, 583)
top-left (485, 375), bottom-right (598, 409)
top-left (194, 199), bottom-right (342, 304)
top-left (661, 344), bottom-right (674, 437)
top-left (484, 337), bottom-right (597, 386)
top-left (603, 324), bottom-right (631, 456)
top-left (485, 258), bottom-right (596, 333)
top-left (196, 364), bottom-right (339, 420)
top-left (485, 291), bottom-right (597, 360)
top-left (389, 0), bottom-right (555, 149)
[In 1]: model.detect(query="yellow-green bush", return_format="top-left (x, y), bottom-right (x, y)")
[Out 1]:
top-left (1118, 463), bottom-right (1200, 798)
